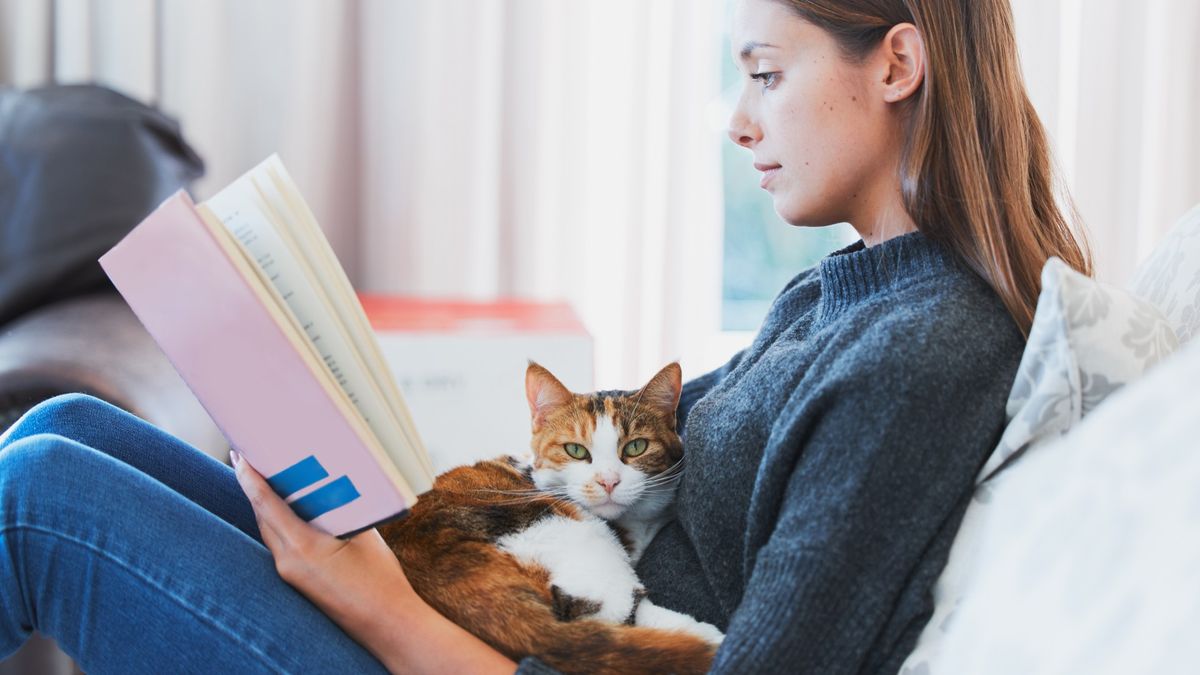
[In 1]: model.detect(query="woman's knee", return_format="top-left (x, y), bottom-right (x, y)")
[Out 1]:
top-left (0, 433), bottom-right (93, 515)
top-left (1, 393), bottom-right (123, 446)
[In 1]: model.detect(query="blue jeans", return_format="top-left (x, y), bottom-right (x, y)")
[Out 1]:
top-left (0, 393), bottom-right (391, 673)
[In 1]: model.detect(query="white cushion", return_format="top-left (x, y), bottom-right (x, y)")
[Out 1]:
top-left (1129, 203), bottom-right (1200, 343)
top-left (930, 335), bottom-right (1200, 674)
top-left (899, 255), bottom-right (1180, 675)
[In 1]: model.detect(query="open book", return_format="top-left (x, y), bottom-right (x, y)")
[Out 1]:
top-left (99, 155), bottom-right (435, 538)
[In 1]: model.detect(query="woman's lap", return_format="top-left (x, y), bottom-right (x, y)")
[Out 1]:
top-left (0, 394), bottom-right (390, 674)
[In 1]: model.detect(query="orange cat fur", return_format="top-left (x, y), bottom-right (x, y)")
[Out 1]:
top-left (378, 362), bottom-right (721, 675)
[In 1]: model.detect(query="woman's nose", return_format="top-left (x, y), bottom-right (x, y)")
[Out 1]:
top-left (727, 111), bottom-right (761, 148)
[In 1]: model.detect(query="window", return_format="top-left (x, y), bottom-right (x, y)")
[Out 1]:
top-left (717, 0), bottom-right (856, 331)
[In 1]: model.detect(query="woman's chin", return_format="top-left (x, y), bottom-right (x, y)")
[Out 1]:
top-left (773, 203), bottom-right (816, 228)
top-left (771, 196), bottom-right (843, 230)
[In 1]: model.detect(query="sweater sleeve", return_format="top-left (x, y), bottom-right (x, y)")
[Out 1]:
top-left (514, 656), bottom-right (562, 674)
top-left (677, 347), bottom-right (746, 433)
top-left (707, 321), bottom-right (1016, 674)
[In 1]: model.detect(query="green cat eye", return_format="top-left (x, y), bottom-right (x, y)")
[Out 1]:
top-left (564, 443), bottom-right (590, 460)
top-left (623, 439), bottom-right (649, 457)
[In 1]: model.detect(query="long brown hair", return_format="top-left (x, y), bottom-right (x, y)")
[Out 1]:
top-left (775, 0), bottom-right (1091, 336)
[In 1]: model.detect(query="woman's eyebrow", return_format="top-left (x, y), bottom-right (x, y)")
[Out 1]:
top-left (739, 41), bottom-right (780, 61)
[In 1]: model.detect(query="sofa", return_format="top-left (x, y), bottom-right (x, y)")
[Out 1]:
top-left (0, 83), bottom-right (221, 674)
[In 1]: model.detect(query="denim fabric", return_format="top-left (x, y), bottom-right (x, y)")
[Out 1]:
top-left (0, 393), bottom-right (391, 673)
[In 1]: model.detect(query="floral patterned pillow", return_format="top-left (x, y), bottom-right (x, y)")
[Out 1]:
top-left (1129, 203), bottom-right (1200, 344)
top-left (975, 257), bottom-right (1178, 483)
top-left (898, 255), bottom-right (1181, 675)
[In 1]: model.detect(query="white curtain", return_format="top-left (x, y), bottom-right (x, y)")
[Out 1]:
top-left (1010, 0), bottom-right (1200, 284)
top-left (2, 0), bottom-right (1198, 387)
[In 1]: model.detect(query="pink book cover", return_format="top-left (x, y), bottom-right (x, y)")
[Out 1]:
top-left (99, 190), bottom-right (411, 538)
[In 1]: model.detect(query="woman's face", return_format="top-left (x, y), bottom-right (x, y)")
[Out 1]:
top-left (728, 0), bottom-right (903, 232)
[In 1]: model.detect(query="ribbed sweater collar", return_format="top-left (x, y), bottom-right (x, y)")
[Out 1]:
top-left (816, 230), bottom-right (960, 323)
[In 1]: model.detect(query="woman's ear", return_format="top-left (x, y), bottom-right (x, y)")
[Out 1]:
top-left (877, 22), bottom-right (926, 104)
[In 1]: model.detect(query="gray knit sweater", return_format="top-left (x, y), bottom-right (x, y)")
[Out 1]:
top-left (517, 231), bottom-right (1024, 674)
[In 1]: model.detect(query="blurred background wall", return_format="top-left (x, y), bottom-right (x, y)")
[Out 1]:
top-left (1, 0), bottom-right (1198, 388)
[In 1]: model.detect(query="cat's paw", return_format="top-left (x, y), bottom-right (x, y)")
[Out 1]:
top-left (634, 598), bottom-right (725, 646)
top-left (685, 620), bottom-right (725, 647)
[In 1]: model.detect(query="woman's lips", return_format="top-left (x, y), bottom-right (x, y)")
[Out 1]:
top-left (760, 166), bottom-right (781, 188)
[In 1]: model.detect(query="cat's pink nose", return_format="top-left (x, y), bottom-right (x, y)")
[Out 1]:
top-left (599, 476), bottom-right (620, 494)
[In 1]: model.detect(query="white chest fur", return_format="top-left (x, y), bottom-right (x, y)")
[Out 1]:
top-left (496, 513), bottom-right (725, 645)
top-left (496, 514), bottom-right (640, 624)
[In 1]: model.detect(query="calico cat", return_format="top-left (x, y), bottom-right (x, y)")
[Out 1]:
top-left (377, 362), bottom-right (722, 675)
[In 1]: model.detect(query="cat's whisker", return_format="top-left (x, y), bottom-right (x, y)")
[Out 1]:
top-left (636, 481), bottom-right (681, 491)
top-left (640, 465), bottom-right (685, 486)
top-left (461, 484), bottom-right (580, 507)
top-left (628, 386), bottom-right (647, 429)
top-left (645, 462), bottom-right (685, 477)
top-left (471, 487), bottom-right (552, 495)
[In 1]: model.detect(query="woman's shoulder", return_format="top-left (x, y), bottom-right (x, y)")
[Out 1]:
top-left (839, 267), bottom-right (1026, 380)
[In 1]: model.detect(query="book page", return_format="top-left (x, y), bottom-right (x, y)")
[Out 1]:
top-left (202, 162), bottom-right (434, 494)
top-left (257, 158), bottom-right (435, 477)
top-left (251, 161), bottom-right (434, 480)
top-left (188, 202), bottom-right (419, 508)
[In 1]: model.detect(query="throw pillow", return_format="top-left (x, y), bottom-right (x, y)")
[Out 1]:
top-left (1129, 203), bottom-right (1200, 344)
top-left (977, 257), bottom-right (1178, 483)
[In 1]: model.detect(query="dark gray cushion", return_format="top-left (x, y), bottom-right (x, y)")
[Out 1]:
top-left (0, 84), bottom-right (205, 326)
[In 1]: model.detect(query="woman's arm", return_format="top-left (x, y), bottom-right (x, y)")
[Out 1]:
top-left (677, 346), bottom-right (746, 432)
top-left (706, 322), bottom-right (1018, 673)
top-left (231, 450), bottom-right (517, 675)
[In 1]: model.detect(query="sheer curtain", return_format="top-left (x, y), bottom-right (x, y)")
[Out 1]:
top-left (1011, 0), bottom-right (1200, 284)
top-left (2, 0), bottom-right (1198, 387)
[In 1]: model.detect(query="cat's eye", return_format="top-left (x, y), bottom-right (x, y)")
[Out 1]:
top-left (563, 443), bottom-right (590, 460)
top-left (623, 439), bottom-right (649, 457)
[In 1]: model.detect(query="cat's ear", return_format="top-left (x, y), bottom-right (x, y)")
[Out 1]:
top-left (636, 362), bottom-right (682, 418)
top-left (526, 361), bottom-right (574, 431)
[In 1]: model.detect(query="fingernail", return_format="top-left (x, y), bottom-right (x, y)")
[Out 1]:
top-left (229, 449), bottom-right (241, 467)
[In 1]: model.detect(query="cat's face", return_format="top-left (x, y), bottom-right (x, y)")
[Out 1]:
top-left (524, 362), bottom-right (684, 521)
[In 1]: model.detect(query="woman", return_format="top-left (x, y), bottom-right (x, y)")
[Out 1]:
top-left (0, 0), bottom-right (1089, 672)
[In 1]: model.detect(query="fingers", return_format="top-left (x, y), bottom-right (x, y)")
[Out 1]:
top-left (231, 449), bottom-right (311, 555)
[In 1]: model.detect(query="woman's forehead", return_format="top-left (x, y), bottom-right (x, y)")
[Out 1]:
top-left (731, 0), bottom-right (821, 62)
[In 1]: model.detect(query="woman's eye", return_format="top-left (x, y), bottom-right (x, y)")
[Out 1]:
top-left (623, 439), bottom-right (649, 457)
top-left (564, 443), bottom-right (590, 460)
top-left (750, 71), bottom-right (779, 90)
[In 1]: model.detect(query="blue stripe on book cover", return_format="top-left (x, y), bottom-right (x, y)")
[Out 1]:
top-left (266, 455), bottom-right (329, 498)
top-left (290, 475), bottom-right (362, 522)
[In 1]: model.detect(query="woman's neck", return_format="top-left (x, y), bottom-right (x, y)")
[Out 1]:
top-left (845, 167), bottom-right (918, 247)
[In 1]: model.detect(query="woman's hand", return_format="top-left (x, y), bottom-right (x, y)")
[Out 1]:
top-left (230, 450), bottom-right (518, 674)
top-left (229, 450), bottom-right (418, 648)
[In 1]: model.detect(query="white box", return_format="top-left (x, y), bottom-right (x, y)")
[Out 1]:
top-left (360, 296), bottom-right (594, 474)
